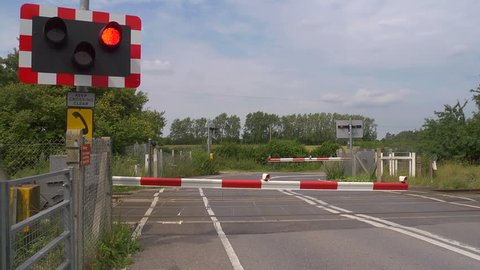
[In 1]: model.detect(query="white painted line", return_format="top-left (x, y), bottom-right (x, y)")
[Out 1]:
top-left (329, 205), bottom-right (353, 213)
top-left (356, 214), bottom-right (480, 255)
top-left (199, 188), bottom-right (244, 270)
top-left (406, 193), bottom-right (446, 202)
top-left (156, 221), bottom-right (183, 225)
top-left (391, 191), bottom-right (479, 209)
top-left (131, 188), bottom-right (164, 239)
top-left (288, 190), bottom-right (350, 213)
top-left (280, 190), bottom-right (342, 214)
top-left (302, 195), bottom-right (328, 205)
top-left (283, 190), bottom-right (480, 261)
top-left (345, 213), bottom-right (480, 261)
top-left (316, 205), bottom-right (340, 214)
top-left (294, 196), bottom-right (316, 205)
top-left (449, 202), bottom-right (480, 209)
top-left (439, 194), bottom-right (476, 202)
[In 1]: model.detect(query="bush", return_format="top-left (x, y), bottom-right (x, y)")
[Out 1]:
top-left (310, 142), bottom-right (340, 157)
top-left (323, 162), bottom-right (345, 180)
top-left (265, 140), bottom-right (308, 158)
top-left (192, 150), bottom-right (218, 175)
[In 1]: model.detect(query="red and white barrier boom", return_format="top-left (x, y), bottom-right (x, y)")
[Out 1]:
top-left (267, 157), bottom-right (351, 163)
top-left (112, 176), bottom-right (408, 191)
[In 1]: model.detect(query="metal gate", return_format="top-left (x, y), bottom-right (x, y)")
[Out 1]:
top-left (0, 169), bottom-right (74, 270)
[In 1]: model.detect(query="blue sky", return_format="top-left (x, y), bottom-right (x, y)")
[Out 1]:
top-left (2, 0), bottom-right (480, 138)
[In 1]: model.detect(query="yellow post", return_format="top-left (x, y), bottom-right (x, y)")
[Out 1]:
top-left (9, 185), bottom-right (40, 231)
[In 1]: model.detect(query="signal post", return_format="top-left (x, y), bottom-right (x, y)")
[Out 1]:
top-left (18, 2), bottom-right (142, 268)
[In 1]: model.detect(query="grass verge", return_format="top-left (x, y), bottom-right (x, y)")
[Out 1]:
top-left (92, 222), bottom-right (141, 270)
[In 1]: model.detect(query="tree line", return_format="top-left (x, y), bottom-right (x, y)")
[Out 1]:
top-left (167, 112), bottom-right (376, 145)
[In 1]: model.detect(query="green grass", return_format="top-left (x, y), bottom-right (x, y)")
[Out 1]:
top-left (92, 222), bottom-right (141, 270)
top-left (407, 162), bottom-right (480, 190)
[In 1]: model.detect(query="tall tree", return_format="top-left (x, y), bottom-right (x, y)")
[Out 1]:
top-left (169, 118), bottom-right (194, 144)
top-left (420, 101), bottom-right (468, 160)
top-left (213, 113), bottom-right (241, 142)
top-left (243, 111), bottom-right (280, 143)
top-left (0, 83), bottom-right (68, 143)
top-left (0, 49), bottom-right (19, 86)
top-left (193, 118), bottom-right (207, 143)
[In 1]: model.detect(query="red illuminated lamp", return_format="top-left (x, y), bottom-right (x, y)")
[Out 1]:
top-left (100, 22), bottom-right (122, 49)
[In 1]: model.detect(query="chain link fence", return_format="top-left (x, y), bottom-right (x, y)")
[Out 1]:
top-left (82, 138), bottom-right (112, 267)
top-left (0, 138), bottom-right (66, 178)
top-left (0, 137), bottom-right (112, 269)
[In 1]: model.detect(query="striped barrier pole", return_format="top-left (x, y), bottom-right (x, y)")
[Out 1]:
top-left (112, 176), bottom-right (408, 191)
top-left (267, 157), bottom-right (351, 163)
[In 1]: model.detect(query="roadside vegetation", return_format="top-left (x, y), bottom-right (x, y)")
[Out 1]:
top-left (92, 222), bottom-right (141, 270)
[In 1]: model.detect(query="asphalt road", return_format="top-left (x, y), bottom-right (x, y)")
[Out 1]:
top-left (113, 172), bottom-right (480, 270)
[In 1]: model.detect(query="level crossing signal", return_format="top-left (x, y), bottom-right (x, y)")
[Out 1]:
top-left (19, 3), bottom-right (141, 88)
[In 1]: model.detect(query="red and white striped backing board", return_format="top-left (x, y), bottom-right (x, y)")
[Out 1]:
top-left (19, 3), bottom-right (141, 88)
top-left (112, 176), bottom-right (409, 191)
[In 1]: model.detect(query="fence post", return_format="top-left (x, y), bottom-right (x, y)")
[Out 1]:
top-left (66, 129), bottom-right (82, 270)
top-left (376, 149), bottom-right (382, 182)
top-left (388, 152), bottom-right (394, 176)
top-left (159, 149), bottom-right (164, 177)
top-left (63, 168), bottom-right (74, 269)
top-left (102, 138), bottom-right (112, 231)
top-left (153, 148), bottom-right (158, 178)
top-left (411, 152), bottom-right (416, 177)
top-left (0, 169), bottom-right (10, 270)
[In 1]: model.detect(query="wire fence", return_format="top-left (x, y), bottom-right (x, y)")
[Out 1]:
top-left (82, 138), bottom-right (112, 267)
top-left (0, 138), bottom-right (66, 178)
top-left (0, 137), bottom-right (112, 269)
top-left (122, 143), bottom-right (192, 177)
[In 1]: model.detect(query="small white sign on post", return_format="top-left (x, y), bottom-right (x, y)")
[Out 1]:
top-left (67, 92), bottom-right (95, 108)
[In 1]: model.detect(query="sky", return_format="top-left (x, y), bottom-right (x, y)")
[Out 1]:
top-left (2, 0), bottom-right (480, 139)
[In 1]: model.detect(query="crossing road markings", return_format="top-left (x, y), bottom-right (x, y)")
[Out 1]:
top-left (282, 190), bottom-right (480, 262)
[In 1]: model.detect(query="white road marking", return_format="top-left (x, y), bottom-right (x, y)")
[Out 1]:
top-left (356, 214), bottom-right (480, 254)
top-left (132, 188), bottom-right (164, 239)
top-left (199, 188), bottom-right (244, 270)
top-left (157, 221), bottom-right (184, 225)
top-left (439, 194), bottom-right (476, 202)
top-left (450, 202), bottom-right (480, 209)
top-left (280, 190), bottom-right (341, 214)
top-left (404, 193), bottom-right (480, 210)
top-left (281, 190), bottom-right (480, 262)
top-left (389, 190), bottom-right (477, 203)
top-left (405, 193), bottom-right (447, 202)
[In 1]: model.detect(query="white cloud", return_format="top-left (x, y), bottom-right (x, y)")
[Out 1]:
top-left (319, 88), bottom-right (410, 108)
top-left (143, 59), bottom-right (174, 75)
